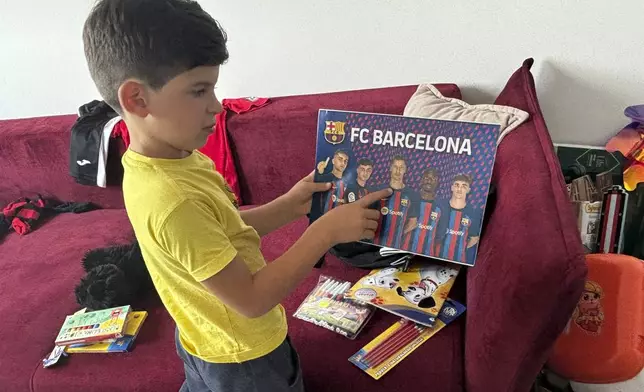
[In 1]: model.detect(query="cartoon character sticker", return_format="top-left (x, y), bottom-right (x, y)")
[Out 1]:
top-left (362, 267), bottom-right (400, 289)
top-left (573, 280), bottom-right (605, 335)
top-left (395, 265), bottom-right (458, 309)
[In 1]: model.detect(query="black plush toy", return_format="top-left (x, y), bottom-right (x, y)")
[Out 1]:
top-left (75, 241), bottom-right (154, 311)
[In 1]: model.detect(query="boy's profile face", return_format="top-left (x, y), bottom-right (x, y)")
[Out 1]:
top-left (133, 65), bottom-right (223, 154)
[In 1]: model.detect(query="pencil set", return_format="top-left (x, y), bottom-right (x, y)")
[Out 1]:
top-left (293, 275), bottom-right (374, 339)
top-left (349, 298), bottom-right (466, 380)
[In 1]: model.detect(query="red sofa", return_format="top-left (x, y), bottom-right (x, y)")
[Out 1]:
top-left (0, 59), bottom-right (586, 392)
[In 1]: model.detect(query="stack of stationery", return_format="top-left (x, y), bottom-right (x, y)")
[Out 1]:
top-left (66, 310), bottom-right (148, 353)
top-left (346, 263), bottom-right (461, 327)
top-left (44, 305), bottom-right (147, 368)
top-left (54, 305), bottom-right (132, 347)
top-left (293, 276), bottom-right (374, 339)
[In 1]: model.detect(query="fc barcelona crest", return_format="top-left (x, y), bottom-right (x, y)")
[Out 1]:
top-left (461, 217), bottom-right (470, 226)
top-left (324, 121), bottom-right (346, 145)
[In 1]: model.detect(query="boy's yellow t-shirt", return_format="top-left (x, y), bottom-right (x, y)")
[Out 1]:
top-left (121, 149), bottom-right (287, 363)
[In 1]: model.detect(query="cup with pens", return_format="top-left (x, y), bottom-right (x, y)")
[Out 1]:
top-left (293, 275), bottom-right (375, 340)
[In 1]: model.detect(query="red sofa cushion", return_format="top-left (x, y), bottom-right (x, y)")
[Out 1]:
top-left (463, 59), bottom-right (588, 392)
top-left (227, 84), bottom-right (461, 206)
top-left (0, 210), bottom-right (141, 391)
top-left (14, 213), bottom-right (464, 392)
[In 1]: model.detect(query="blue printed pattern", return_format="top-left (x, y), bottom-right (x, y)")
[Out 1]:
top-left (347, 112), bottom-right (497, 209)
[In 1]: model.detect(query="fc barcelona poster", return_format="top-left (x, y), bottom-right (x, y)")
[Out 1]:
top-left (309, 110), bottom-right (500, 267)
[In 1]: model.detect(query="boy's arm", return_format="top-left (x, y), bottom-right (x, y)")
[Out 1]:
top-left (238, 195), bottom-right (300, 237)
top-left (239, 172), bottom-right (330, 236)
top-left (202, 189), bottom-right (391, 318)
top-left (201, 224), bottom-right (333, 318)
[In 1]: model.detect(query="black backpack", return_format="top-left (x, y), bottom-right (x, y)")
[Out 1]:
top-left (314, 242), bottom-right (413, 270)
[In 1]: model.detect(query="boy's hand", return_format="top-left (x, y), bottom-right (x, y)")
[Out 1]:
top-left (313, 188), bottom-right (392, 245)
top-left (284, 171), bottom-right (331, 216)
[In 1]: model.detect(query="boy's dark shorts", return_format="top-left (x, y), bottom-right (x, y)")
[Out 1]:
top-left (175, 328), bottom-right (304, 392)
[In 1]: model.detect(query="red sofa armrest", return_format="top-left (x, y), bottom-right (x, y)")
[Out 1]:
top-left (464, 60), bottom-right (587, 392)
top-left (0, 114), bottom-right (125, 208)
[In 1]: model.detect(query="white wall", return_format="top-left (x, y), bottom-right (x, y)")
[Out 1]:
top-left (1, 0), bottom-right (643, 145)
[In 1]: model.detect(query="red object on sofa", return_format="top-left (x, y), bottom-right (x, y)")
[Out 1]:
top-left (0, 61), bottom-right (585, 392)
top-left (199, 97), bottom-right (271, 204)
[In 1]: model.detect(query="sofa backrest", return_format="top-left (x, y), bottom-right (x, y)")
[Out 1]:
top-left (226, 84), bottom-right (461, 206)
top-left (0, 84), bottom-right (460, 210)
top-left (0, 114), bottom-right (126, 209)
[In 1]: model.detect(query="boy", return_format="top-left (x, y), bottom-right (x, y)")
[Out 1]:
top-left (82, 1), bottom-right (391, 391)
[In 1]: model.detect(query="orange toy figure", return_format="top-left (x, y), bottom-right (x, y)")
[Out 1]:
top-left (605, 105), bottom-right (644, 191)
top-left (573, 280), bottom-right (604, 335)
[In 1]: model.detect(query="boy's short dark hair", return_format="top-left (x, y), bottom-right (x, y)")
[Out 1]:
top-left (83, 0), bottom-right (229, 113)
top-left (357, 158), bottom-right (373, 167)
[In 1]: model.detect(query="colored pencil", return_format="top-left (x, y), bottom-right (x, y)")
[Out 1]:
top-left (361, 320), bottom-right (413, 362)
top-left (367, 325), bottom-right (424, 368)
top-left (362, 320), bottom-right (412, 360)
top-left (363, 324), bottom-right (417, 365)
top-left (366, 327), bottom-right (422, 368)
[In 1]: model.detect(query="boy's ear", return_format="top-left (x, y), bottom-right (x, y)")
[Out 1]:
top-left (118, 80), bottom-right (150, 118)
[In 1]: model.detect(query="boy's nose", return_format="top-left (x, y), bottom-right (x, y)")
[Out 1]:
top-left (209, 97), bottom-right (224, 115)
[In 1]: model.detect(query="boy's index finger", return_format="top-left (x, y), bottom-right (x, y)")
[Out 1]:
top-left (358, 188), bottom-right (393, 207)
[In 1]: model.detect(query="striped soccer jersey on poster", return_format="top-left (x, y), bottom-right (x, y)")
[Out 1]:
top-left (345, 182), bottom-right (370, 203)
top-left (321, 177), bottom-right (348, 212)
top-left (374, 188), bottom-right (419, 249)
top-left (437, 203), bottom-right (480, 264)
top-left (402, 200), bottom-right (441, 256)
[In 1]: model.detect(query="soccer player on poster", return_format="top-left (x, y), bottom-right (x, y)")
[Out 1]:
top-left (435, 174), bottom-right (481, 265)
top-left (316, 149), bottom-right (350, 212)
top-left (373, 155), bottom-right (419, 249)
top-left (402, 169), bottom-right (443, 256)
top-left (345, 158), bottom-right (374, 203)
